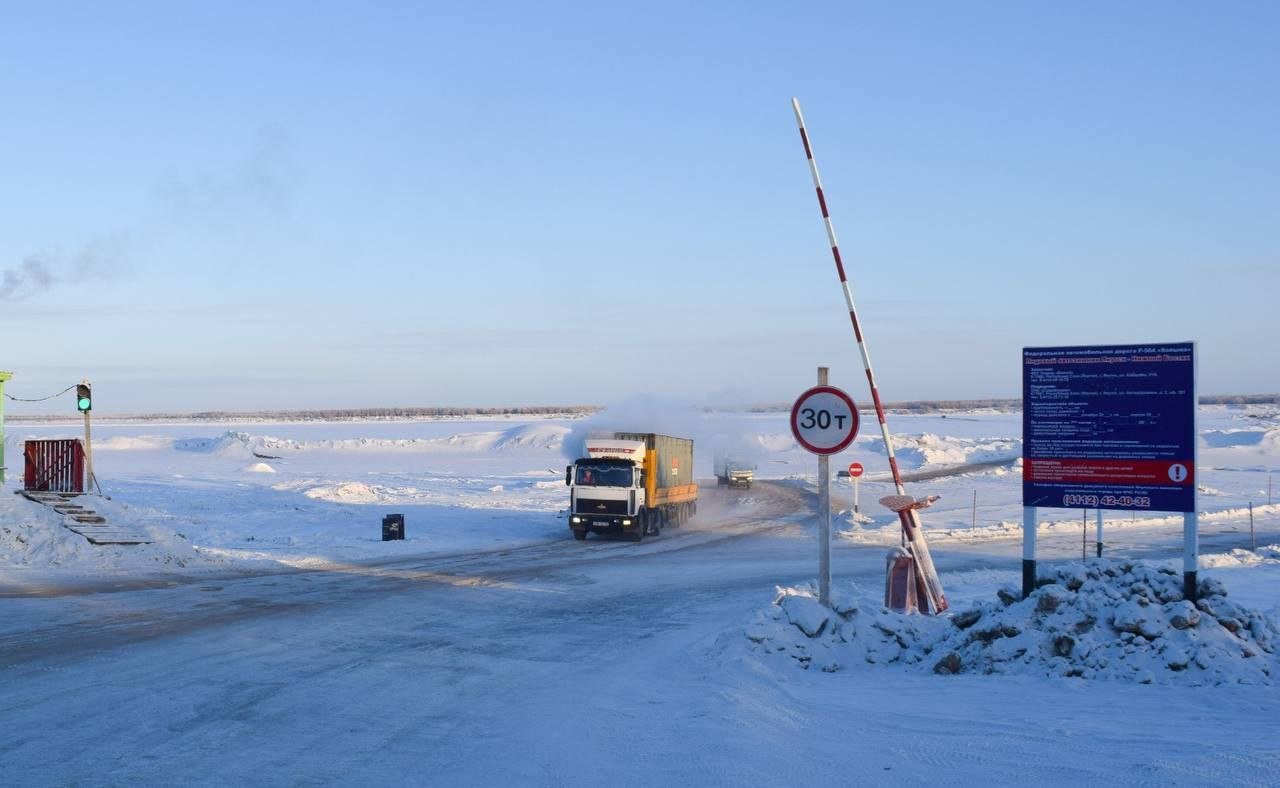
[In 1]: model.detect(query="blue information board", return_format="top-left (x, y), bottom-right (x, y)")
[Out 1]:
top-left (1022, 342), bottom-right (1196, 513)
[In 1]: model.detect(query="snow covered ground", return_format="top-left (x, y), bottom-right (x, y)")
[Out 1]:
top-left (2, 405), bottom-right (1278, 784)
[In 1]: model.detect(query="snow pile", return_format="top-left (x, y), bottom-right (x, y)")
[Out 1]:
top-left (745, 586), bottom-right (934, 673)
top-left (746, 560), bottom-right (1280, 685)
top-left (0, 494), bottom-right (261, 574)
top-left (174, 431), bottom-right (257, 459)
top-left (174, 424), bottom-right (568, 457)
top-left (94, 436), bottom-right (175, 451)
top-left (1200, 428), bottom-right (1277, 449)
top-left (303, 482), bottom-right (382, 503)
top-left (240, 462), bottom-right (277, 474)
top-left (1201, 546), bottom-right (1280, 568)
top-left (863, 433), bottom-right (1020, 470)
top-left (488, 424), bottom-right (568, 451)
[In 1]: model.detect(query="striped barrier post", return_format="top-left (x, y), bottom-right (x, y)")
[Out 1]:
top-left (791, 97), bottom-right (948, 613)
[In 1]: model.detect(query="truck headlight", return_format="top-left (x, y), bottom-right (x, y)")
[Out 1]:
top-left (571, 517), bottom-right (582, 524)
top-left (621, 519), bottom-right (631, 526)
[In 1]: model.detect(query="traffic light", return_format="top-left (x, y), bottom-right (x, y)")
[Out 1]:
top-left (76, 383), bottom-right (92, 413)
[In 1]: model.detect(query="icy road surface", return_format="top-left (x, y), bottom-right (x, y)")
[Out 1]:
top-left (3, 407), bottom-right (1279, 784)
top-left (3, 481), bottom-right (1278, 785)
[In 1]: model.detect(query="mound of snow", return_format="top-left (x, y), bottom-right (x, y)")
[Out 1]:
top-left (1201, 429), bottom-right (1271, 448)
top-left (240, 462), bottom-right (277, 474)
top-left (304, 482), bottom-right (380, 503)
top-left (746, 560), bottom-right (1279, 686)
top-left (1201, 547), bottom-right (1280, 569)
top-left (490, 424), bottom-right (569, 451)
top-left (174, 431), bottom-right (256, 459)
top-left (94, 436), bottom-right (175, 451)
top-left (864, 433), bottom-right (1020, 470)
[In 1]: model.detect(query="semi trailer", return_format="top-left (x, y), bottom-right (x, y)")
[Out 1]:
top-left (565, 432), bottom-right (697, 541)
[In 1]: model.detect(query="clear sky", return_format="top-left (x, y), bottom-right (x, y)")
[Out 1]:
top-left (2, 2), bottom-right (1277, 413)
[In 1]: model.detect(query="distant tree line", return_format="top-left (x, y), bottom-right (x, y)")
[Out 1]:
top-left (10, 395), bottom-right (1276, 424)
top-left (741, 394), bottom-right (1279, 413)
top-left (1199, 394), bottom-right (1280, 405)
top-left (10, 405), bottom-right (602, 424)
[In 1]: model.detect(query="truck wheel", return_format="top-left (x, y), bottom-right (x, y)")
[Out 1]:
top-left (572, 529), bottom-right (587, 541)
top-left (630, 513), bottom-right (647, 542)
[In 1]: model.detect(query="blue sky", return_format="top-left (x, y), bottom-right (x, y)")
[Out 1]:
top-left (2, 2), bottom-right (1276, 412)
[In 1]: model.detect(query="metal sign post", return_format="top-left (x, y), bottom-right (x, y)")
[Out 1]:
top-left (790, 371), bottom-right (859, 607)
top-left (79, 379), bottom-right (96, 494)
top-left (1022, 342), bottom-right (1198, 599)
top-left (848, 462), bottom-right (863, 514)
top-left (0, 371), bottom-right (11, 484)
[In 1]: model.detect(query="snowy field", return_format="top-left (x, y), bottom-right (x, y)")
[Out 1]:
top-left (2, 405), bottom-right (1279, 784)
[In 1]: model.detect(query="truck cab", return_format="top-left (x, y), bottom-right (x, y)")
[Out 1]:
top-left (566, 439), bottom-right (647, 540)
top-left (565, 434), bottom-right (696, 542)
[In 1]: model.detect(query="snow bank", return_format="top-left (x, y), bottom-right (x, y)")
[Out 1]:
top-left (1201, 545), bottom-right (1280, 568)
top-left (94, 436), bottom-right (176, 451)
top-left (863, 433), bottom-right (1020, 470)
top-left (746, 560), bottom-right (1280, 685)
top-left (489, 424), bottom-right (568, 451)
top-left (1201, 428), bottom-right (1278, 449)
top-left (0, 493), bottom-right (264, 575)
top-left (179, 424), bottom-right (570, 456)
top-left (303, 482), bottom-right (383, 503)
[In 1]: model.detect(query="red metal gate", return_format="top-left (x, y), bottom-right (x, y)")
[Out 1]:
top-left (23, 439), bottom-right (85, 493)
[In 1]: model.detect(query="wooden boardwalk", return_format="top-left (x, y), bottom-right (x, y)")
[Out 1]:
top-left (19, 491), bottom-right (153, 545)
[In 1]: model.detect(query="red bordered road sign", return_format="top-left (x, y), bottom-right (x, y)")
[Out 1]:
top-left (848, 462), bottom-right (864, 478)
top-left (790, 385), bottom-right (859, 455)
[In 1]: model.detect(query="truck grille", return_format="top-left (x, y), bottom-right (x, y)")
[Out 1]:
top-left (575, 498), bottom-right (628, 515)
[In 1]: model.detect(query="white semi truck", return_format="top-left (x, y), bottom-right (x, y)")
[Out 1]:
top-left (565, 432), bottom-right (697, 541)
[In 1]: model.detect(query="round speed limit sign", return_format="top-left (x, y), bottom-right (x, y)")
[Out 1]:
top-left (790, 385), bottom-right (859, 455)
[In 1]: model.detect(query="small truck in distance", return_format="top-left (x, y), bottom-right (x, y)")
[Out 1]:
top-left (566, 432), bottom-right (697, 541)
top-left (714, 453), bottom-right (755, 489)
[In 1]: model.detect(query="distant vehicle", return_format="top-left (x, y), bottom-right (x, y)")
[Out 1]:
top-left (566, 432), bottom-right (697, 541)
top-left (714, 452), bottom-right (755, 489)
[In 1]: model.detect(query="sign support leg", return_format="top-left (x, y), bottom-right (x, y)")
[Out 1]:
top-left (1096, 509), bottom-right (1104, 558)
top-left (1022, 506), bottom-right (1037, 598)
top-left (1183, 511), bottom-right (1198, 601)
top-left (853, 476), bottom-right (859, 515)
top-left (817, 367), bottom-right (831, 606)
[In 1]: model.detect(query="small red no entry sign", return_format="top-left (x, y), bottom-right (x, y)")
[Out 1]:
top-left (848, 462), bottom-right (864, 478)
top-left (790, 385), bottom-right (859, 455)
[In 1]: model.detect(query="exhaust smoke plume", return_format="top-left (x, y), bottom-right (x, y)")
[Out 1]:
top-left (0, 235), bottom-right (130, 303)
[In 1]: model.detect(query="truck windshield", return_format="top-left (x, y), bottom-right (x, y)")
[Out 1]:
top-left (575, 463), bottom-right (634, 487)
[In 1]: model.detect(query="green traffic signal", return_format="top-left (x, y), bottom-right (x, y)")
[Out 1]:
top-left (76, 384), bottom-right (91, 413)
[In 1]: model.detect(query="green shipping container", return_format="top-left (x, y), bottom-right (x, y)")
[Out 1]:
top-left (612, 432), bottom-right (695, 492)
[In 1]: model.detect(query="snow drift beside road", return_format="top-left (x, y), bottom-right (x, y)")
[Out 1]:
top-left (94, 424), bottom-right (570, 457)
top-left (863, 432), bottom-right (1020, 470)
top-left (746, 559), bottom-right (1280, 686)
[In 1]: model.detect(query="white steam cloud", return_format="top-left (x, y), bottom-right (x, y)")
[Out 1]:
top-left (562, 395), bottom-right (781, 478)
